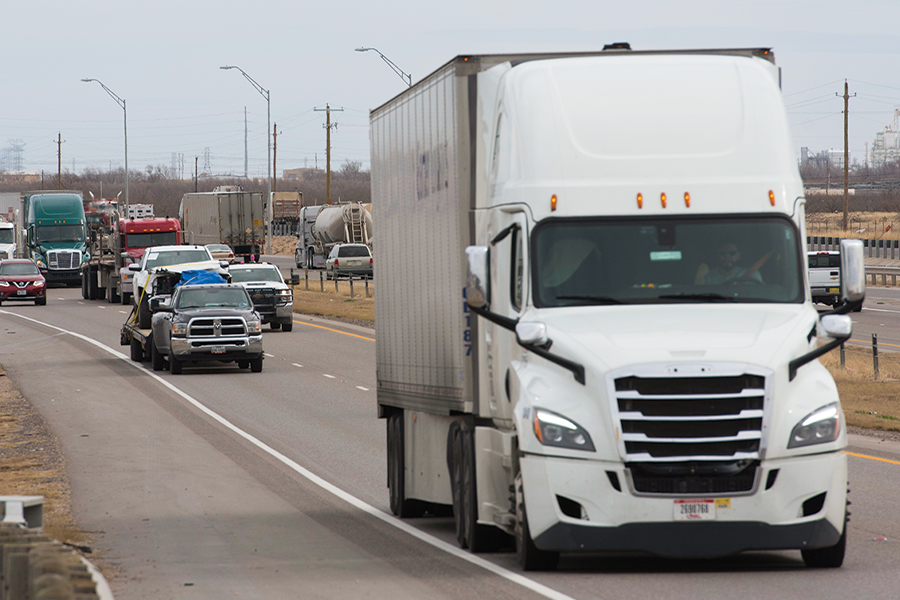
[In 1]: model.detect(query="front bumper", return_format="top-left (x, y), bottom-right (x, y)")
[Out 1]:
top-left (520, 450), bottom-right (847, 558)
top-left (41, 268), bottom-right (81, 284)
top-left (811, 287), bottom-right (840, 304)
top-left (170, 335), bottom-right (263, 361)
top-left (255, 303), bottom-right (293, 324)
top-left (0, 288), bottom-right (45, 301)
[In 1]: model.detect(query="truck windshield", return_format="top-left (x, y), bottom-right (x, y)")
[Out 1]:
top-left (176, 288), bottom-right (250, 309)
top-left (532, 216), bottom-right (803, 307)
top-left (0, 229), bottom-right (13, 244)
top-left (229, 267), bottom-right (282, 284)
top-left (145, 250), bottom-right (211, 269)
top-left (126, 231), bottom-right (178, 248)
top-left (35, 225), bottom-right (85, 243)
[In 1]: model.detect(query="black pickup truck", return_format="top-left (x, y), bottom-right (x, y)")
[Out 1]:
top-left (148, 283), bottom-right (265, 374)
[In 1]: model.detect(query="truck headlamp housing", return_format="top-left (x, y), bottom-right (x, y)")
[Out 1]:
top-left (172, 323), bottom-right (188, 336)
top-left (247, 320), bottom-right (262, 334)
top-left (788, 403), bottom-right (841, 449)
top-left (532, 408), bottom-right (595, 452)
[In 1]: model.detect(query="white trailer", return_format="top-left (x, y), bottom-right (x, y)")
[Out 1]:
top-left (294, 203), bottom-right (371, 269)
top-left (181, 187), bottom-right (264, 262)
top-left (371, 48), bottom-right (865, 570)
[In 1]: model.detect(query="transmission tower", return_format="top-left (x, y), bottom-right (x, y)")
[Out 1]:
top-left (202, 147), bottom-right (212, 176)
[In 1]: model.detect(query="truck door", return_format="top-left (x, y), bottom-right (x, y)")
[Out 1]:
top-left (484, 209), bottom-right (528, 423)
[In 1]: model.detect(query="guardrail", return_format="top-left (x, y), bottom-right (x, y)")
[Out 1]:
top-left (865, 265), bottom-right (900, 286)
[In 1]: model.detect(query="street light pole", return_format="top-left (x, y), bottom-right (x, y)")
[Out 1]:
top-left (81, 78), bottom-right (128, 211)
top-left (221, 65), bottom-right (272, 255)
top-left (354, 47), bottom-right (412, 87)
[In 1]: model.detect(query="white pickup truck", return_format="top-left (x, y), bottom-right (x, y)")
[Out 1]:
top-left (808, 251), bottom-right (842, 308)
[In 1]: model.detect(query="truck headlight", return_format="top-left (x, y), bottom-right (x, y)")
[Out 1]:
top-left (276, 290), bottom-right (292, 304)
top-left (532, 408), bottom-right (595, 452)
top-left (788, 403), bottom-right (841, 449)
top-left (247, 320), bottom-right (262, 334)
top-left (173, 323), bottom-right (188, 336)
top-left (36, 260), bottom-right (46, 268)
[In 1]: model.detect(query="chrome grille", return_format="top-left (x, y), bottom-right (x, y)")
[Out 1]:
top-left (47, 249), bottom-right (81, 270)
top-left (188, 317), bottom-right (246, 338)
top-left (611, 370), bottom-right (767, 463)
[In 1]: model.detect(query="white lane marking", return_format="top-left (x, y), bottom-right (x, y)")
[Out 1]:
top-left (356, 386), bottom-right (369, 391)
top-left (0, 309), bottom-right (578, 600)
top-left (57, 298), bottom-right (65, 300)
top-left (323, 374), bottom-right (336, 379)
top-left (862, 307), bottom-right (900, 314)
top-left (77, 302), bottom-right (84, 305)
top-left (292, 363), bottom-right (303, 368)
top-left (119, 311), bottom-right (127, 314)
top-left (264, 353), bottom-right (275, 358)
top-left (97, 306), bottom-right (106, 309)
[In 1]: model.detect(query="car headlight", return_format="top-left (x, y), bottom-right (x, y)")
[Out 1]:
top-left (247, 320), bottom-right (262, 334)
top-left (788, 403), bottom-right (841, 449)
top-left (33, 281), bottom-right (44, 288)
top-left (0, 282), bottom-right (8, 287)
top-left (532, 408), bottom-right (595, 452)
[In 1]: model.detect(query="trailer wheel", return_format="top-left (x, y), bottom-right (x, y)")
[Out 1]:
top-left (138, 296), bottom-right (152, 329)
top-left (81, 270), bottom-right (90, 300)
top-left (130, 336), bottom-right (143, 362)
top-left (515, 473), bottom-right (559, 571)
top-left (88, 271), bottom-right (100, 300)
top-left (387, 412), bottom-right (426, 518)
top-left (168, 352), bottom-right (182, 374)
top-left (107, 277), bottom-right (120, 303)
top-left (151, 337), bottom-right (165, 371)
top-left (802, 511), bottom-right (847, 568)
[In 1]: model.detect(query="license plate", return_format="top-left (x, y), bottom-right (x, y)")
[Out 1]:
top-left (828, 287), bottom-right (839, 293)
top-left (674, 499), bottom-right (716, 520)
top-left (349, 260), bottom-right (360, 266)
top-left (211, 346), bottom-right (226, 354)
top-left (16, 290), bottom-right (26, 296)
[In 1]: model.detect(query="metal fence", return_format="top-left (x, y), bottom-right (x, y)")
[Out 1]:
top-left (808, 236), bottom-right (900, 259)
top-left (286, 269), bottom-right (373, 299)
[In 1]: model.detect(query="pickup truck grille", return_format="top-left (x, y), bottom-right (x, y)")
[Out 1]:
top-left (188, 317), bottom-right (246, 337)
top-left (248, 288), bottom-right (276, 313)
top-left (47, 249), bottom-right (81, 270)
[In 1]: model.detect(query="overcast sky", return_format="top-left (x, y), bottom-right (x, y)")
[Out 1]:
top-left (4, 0), bottom-right (899, 186)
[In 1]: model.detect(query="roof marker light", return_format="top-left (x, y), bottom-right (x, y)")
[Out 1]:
top-left (551, 194), bottom-right (557, 212)
top-left (769, 190), bottom-right (776, 206)
top-left (637, 193), bottom-right (643, 209)
top-left (661, 193), bottom-right (667, 208)
top-left (684, 192), bottom-right (691, 208)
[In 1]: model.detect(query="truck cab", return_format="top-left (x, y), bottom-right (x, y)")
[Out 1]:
top-left (23, 192), bottom-right (88, 285)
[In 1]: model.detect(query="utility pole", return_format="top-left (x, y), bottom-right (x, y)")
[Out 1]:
top-left (838, 80), bottom-right (856, 231)
top-left (314, 104), bottom-right (343, 204)
top-left (194, 157), bottom-right (199, 192)
top-left (244, 106), bottom-right (249, 178)
top-left (272, 123), bottom-right (278, 192)
top-left (55, 133), bottom-right (64, 190)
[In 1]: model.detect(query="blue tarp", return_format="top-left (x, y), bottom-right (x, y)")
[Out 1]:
top-left (174, 270), bottom-right (227, 288)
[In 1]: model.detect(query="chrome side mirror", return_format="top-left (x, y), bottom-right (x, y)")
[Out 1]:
top-left (820, 314), bottom-right (851, 339)
top-left (465, 245), bottom-right (489, 308)
top-left (840, 238), bottom-right (865, 304)
top-left (516, 321), bottom-right (548, 346)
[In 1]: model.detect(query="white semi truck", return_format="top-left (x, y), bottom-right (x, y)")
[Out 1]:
top-left (294, 202), bottom-right (372, 269)
top-left (371, 48), bottom-right (865, 570)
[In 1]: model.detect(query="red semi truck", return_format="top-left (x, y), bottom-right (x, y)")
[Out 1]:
top-left (81, 214), bottom-right (181, 303)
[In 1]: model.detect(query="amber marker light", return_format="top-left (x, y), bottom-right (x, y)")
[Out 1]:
top-left (684, 192), bottom-right (691, 208)
top-left (533, 414), bottom-right (544, 442)
top-left (551, 194), bottom-right (558, 211)
top-left (769, 190), bottom-right (776, 206)
top-left (637, 193), bottom-right (643, 209)
top-left (661, 192), bottom-right (667, 208)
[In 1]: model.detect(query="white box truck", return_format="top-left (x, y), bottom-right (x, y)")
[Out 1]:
top-left (180, 186), bottom-right (264, 262)
top-left (371, 47), bottom-right (866, 570)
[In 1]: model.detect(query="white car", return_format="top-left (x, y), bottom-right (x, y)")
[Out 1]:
top-left (129, 245), bottom-right (228, 328)
top-left (227, 263), bottom-right (294, 331)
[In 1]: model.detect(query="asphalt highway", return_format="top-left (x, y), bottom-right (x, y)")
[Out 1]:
top-left (0, 288), bottom-right (898, 599)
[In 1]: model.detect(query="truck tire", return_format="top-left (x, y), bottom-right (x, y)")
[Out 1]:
top-left (107, 276), bottom-right (120, 303)
top-left (121, 290), bottom-right (131, 305)
top-left (387, 412), bottom-right (426, 518)
top-left (168, 351), bottom-right (182, 374)
top-left (238, 361), bottom-right (250, 369)
top-left (250, 356), bottom-right (263, 373)
top-left (81, 270), bottom-right (90, 300)
top-left (515, 473), bottom-right (559, 571)
top-left (448, 421), bottom-right (505, 551)
top-left (270, 322), bottom-right (282, 330)
top-left (35, 296), bottom-right (47, 306)
top-left (88, 271), bottom-right (100, 300)
top-left (130, 336), bottom-right (143, 362)
top-left (282, 321), bottom-right (293, 332)
top-left (151, 337), bottom-right (165, 371)
top-left (138, 295), bottom-right (151, 329)
top-left (802, 512), bottom-right (847, 568)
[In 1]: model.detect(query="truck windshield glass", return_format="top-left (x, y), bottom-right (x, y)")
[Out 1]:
top-left (35, 225), bottom-right (85, 243)
top-left (533, 217), bottom-right (802, 306)
top-left (145, 250), bottom-right (211, 269)
top-left (177, 288), bottom-right (250, 309)
top-left (126, 232), bottom-right (178, 247)
top-left (0, 229), bottom-right (14, 244)
top-left (229, 268), bottom-right (282, 284)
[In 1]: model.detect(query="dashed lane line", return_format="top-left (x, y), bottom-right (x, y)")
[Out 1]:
top-left (356, 386), bottom-right (369, 391)
top-left (0, 308), bottom-right (577, 600)
top-left (323, 374), bottom-right (336, 379)
top-left (292, 363), bottom-right (303, 368)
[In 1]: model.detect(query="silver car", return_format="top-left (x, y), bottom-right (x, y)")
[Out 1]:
top-left (325, 244), bottom-right (373, 280)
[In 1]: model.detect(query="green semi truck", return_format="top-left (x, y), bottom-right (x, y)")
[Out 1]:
top-left (16, 191), bottom-right (89, 285)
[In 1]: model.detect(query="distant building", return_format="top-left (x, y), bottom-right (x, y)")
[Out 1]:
top-left (0, 171), bottom-right (41, 184)
top-left (282, 168), bottom-right (323, 182)
top-left (871, 109), bottom-right (900, 168)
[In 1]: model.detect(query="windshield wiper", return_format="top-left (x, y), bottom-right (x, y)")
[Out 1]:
top-left (658, 293), bottom-right (737, 302)
top-left (554, 295), bottom-right (628, 305)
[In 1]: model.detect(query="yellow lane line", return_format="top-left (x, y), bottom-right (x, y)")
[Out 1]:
top-left (843, 450), bottom-right (900, 466)
top-left (848, 338), bottom-right (900, 349)
top-left (296, 319), bottom-right (375, 342)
